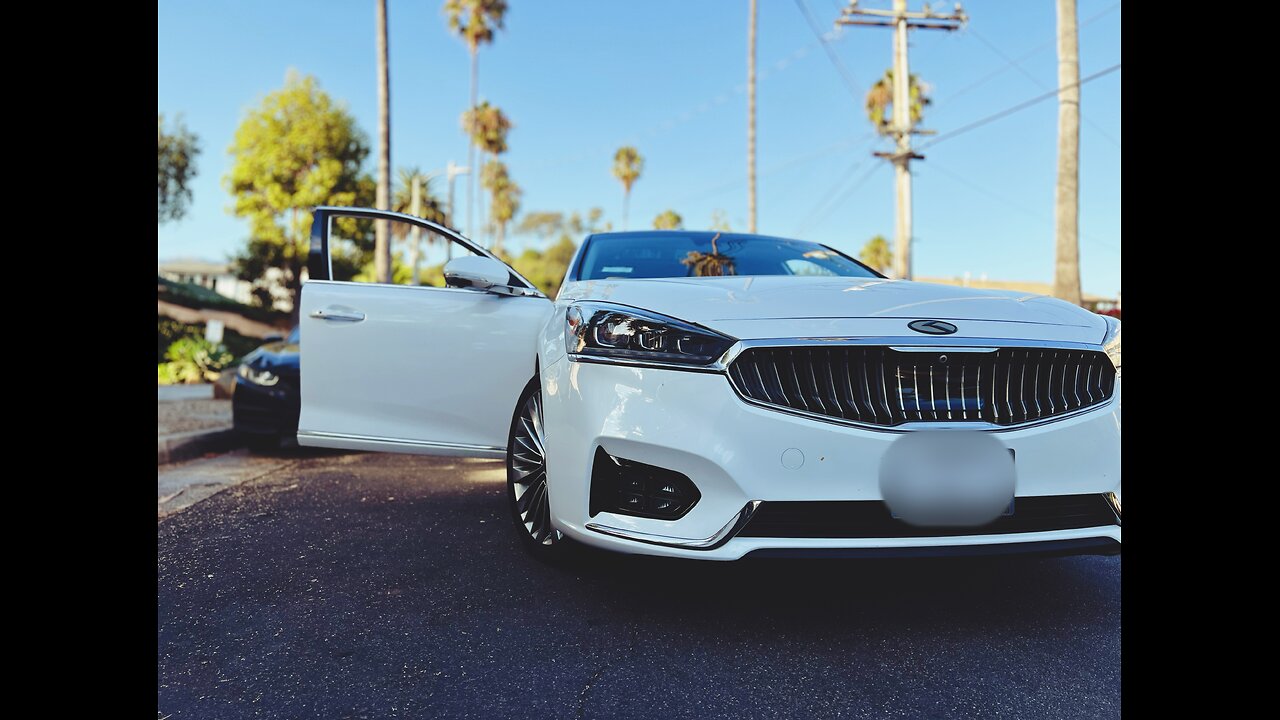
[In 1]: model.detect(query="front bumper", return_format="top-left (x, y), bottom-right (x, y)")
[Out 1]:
top-left (541, 358), bottom-right (1121, 561)
top-left (232, 376), bottom-right (300, 437)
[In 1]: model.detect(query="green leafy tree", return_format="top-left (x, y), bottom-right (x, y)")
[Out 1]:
top-left (496, 236), bottom-right (578, 297)
top-left (226, 71), bottom-right (374, 317)
top-left (516, 207), bottom-right (611, 243)
top-left (612, 146), bottom-right (644, 230)
top-left (158, 114), bottom-right (200, 223)
top-left (859, 235), bottom-right (892, 274)
top-left (866, 69), bottom-right (931, 135)
top-left (481, 161), bottom-right (522, 253)
top-left (653, 209), bottom-right (683, 230)
top-left (444, 0), bottom-right (508, 239)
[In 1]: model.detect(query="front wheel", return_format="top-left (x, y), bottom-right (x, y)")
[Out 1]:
top-left (507, 377), bottom-right (574, 562)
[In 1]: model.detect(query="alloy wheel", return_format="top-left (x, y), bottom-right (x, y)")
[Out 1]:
top-left (510, 389), bottom-right (561, 545)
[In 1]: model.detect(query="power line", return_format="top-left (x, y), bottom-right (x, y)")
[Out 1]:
top-left (793, 0), bottom-right (863, 103)
top-left (794, 156), bottom-right (867, 234)
top-left (798, 161), bottom-right (886, 235)
top-left (968, 28), bottom-right (1120, 148)
top-left (671, 131), bottom-right (876, 206)
top-left (925, 161), bottom-right (1120, 254)
top-left (932, 1), bottom-right (1121, 112)
top-left (918, 63), bottom-right (1121, 151)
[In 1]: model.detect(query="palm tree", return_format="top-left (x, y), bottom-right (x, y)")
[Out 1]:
top-left (463, 102), bottom-right (513, 248)
top-left (462, 101), bottom-right (512, 156)
top-left (481, 160), bottom-right (521, 253)
top-left (375, 0), bottom-right (392, 283)
top-left (865, 69), bottom-right (930, 135)
top-left (444, 0), bottom-right (508, 240)
top-left (653, 209), bottom-right (683, 230)
top-left (859, 235), bottom-right (892, 274)
top-left (680, 233), bottom-right (736, 277)
top-left (392, 168), bottom-right (447, 228)
top-left (612, 146), bottom-right (643, 230)
top-left (747, 0), bottom-right (758, 233)
top-left (1053, 0), bottom-right (1082, 305)
top-left (390, 168), bottom-right (446, 286)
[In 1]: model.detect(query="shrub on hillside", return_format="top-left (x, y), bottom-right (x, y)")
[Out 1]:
top-left (157, 337), bottom-right (234, 384)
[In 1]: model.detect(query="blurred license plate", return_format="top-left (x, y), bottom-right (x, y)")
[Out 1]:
top-left (889, 449), bottom-right (1016, 519)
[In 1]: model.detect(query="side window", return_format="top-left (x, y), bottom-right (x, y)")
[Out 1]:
top-left (327, 214), bottom-right (480, 287)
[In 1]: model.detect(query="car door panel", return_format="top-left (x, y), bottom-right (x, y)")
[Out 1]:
top-left (297, 207), bottom-right (553, 457)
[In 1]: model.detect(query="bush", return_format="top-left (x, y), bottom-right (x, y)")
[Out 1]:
top-left (157, 336), bottom-right (234, 384)
top-left (158, 317), bottom-right (196, 362)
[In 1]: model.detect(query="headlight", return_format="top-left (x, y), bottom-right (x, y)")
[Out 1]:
top-left (565, 302), bottom-right (735, 367)
top-left (238, 363), bottom-right (280, 386)
top-left (1102, 316), bottom-right (1120, 377)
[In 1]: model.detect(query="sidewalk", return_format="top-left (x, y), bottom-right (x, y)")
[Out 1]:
top-left (158, 384), bottom-right (241, 464)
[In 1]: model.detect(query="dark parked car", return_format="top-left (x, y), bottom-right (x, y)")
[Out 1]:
top-left (232, 326), bottom-right (299, 448)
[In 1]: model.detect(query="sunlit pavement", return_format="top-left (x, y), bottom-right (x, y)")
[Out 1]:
top-left (157, 450), bottom-right (1120, 719)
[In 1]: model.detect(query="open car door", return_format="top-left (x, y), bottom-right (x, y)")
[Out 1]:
top-left (296, 207), bottom-right (553, 458)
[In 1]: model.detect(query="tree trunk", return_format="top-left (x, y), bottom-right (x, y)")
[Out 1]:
top-left (375, 0), bottom-right (392, 284)
top-left (747, 0), bottom-right (757, 233)
top-left (468, 48), bottom-right (478, 240)
top-left (1053, 0), bottom-right (1082, 305)
top-left (622, 188), bottom-right (630, 231)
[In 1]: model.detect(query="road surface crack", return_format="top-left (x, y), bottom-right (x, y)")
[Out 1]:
top-left (576, 616), bottom-right (639, 719)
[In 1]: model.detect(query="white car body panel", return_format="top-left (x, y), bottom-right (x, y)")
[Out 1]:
top-left (558, 276), bottom-right (1107, 345)
top-left (541, 359), bottom-right (1119, 560)
top-left (298, 279), bottom-right (553, 457)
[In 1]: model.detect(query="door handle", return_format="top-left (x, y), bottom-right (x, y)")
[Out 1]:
top-left (310, 308), bottom-right (366, 322)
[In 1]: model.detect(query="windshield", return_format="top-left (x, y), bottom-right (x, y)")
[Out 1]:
top-left (576, 232), bottom-right (879, 281)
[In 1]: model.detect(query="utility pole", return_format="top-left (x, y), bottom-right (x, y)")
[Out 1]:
top-left (1052, 0), bottom-right (1082, 305)
top-left (445, 161), bottom-right (470, 261)
top-left (837, 1), bottom-right (966, 280)
top-left (747, 0), bottom-right (758, 233)
top-left (409, 174), bottom-right (422, 285)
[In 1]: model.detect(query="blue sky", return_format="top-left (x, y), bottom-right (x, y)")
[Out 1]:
top-left (158, 0), bottom-right (1120, 296)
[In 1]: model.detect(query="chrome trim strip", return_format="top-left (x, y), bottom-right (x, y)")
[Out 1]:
top-left (297, 430), bottom-right (505, 455)
top-left (585, 501), bottom-right (763, 550)
top-left (566, 354), bottom-right (725, 374)
top-left (889, 345), bottom-right (998, 353)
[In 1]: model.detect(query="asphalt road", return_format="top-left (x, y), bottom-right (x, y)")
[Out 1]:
top-left (157, 450), bottom-right (1121, 719)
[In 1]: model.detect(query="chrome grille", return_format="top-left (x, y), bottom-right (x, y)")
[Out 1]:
top-left (726, 346), bottom-right (1116, 427)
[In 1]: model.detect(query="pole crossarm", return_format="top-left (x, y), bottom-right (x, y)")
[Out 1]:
top-left (833, 1), bottom-right (966, 280)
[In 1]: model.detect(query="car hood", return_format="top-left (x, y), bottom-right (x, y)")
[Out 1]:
top-left (561, 276), bottom-right (1108, 344)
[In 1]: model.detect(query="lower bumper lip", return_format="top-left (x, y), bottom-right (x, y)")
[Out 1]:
top-left (584, 501), bottom-right (762, 550)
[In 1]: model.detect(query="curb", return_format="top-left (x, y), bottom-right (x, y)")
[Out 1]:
top-left (158, 428), bottom-right (243, 465)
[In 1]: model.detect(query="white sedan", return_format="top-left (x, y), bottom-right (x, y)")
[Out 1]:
top-left (298, 207), bottom-right (1121, 562)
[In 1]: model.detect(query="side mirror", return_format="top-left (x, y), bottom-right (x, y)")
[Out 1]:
top-left (444, 256), bottom-right (513, 293)
top-left (263, 333), bottom-right (284, 343)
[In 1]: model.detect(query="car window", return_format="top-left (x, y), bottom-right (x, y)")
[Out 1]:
top-left (577, 233), bottom-right (878, 281)
top-left (327, 213), bottom-right (480, 287)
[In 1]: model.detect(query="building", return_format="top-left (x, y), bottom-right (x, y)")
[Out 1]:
top-left (158, 259), bottom-right (295, 312)
top-left (158, 259), bottom-right (253, 305)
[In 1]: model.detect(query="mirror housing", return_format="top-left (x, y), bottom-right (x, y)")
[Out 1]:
top-left (444, 256), bottom-right (514, 293)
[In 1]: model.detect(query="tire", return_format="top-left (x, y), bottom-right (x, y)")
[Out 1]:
top-left (506, 376), bottom-right (577, 563)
